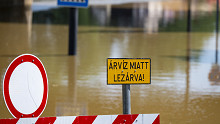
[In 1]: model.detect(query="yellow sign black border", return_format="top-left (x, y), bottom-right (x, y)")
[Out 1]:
top-left (107, 58), bottom-right (151, 85)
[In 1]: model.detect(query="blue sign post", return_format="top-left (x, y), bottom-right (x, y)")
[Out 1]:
top-left (57, 0), bottom-right (88, 8)
top-left (57, 0), bottom-right (88, 55)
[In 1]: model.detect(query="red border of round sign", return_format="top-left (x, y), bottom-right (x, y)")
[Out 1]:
top-left (3, 54), bottom-right (48, 118)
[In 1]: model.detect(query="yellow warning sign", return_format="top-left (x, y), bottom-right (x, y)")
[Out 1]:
top-left (107, 58), bottom-right (151, 85)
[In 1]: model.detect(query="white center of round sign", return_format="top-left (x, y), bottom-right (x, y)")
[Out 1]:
top-left (3, 54), bottom-right (48, 118)
top-left (9, 62), bottom-right (44, 114)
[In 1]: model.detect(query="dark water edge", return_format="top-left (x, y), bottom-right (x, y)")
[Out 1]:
top-left (0, 2), bottom-right (218, 33)
top-left (31, 7), bottom-right (219, 32)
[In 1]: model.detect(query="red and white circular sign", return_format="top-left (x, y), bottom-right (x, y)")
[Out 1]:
top-left (3, 54), bottom-right (48, 118)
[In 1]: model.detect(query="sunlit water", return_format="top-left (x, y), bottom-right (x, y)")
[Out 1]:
top-left (0, 0), bottom-right (220, 123)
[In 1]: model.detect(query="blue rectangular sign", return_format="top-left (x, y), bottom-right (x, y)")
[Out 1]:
top-left (57, 0), bottom-right (88, 8)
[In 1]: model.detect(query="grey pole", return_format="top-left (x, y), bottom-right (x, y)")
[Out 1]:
top-left (216, 0), bottom-right (219, 64)
top-left (69, 8), bottom-right (78, 55)
top-left (122, 84), bottom-right (131, 114)
top-left (217, 0), bottom-right (219, 34)
top-left (187, 0), bottom-right (191, 32)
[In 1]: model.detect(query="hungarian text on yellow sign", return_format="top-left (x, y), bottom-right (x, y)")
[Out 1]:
top-left (107, 58), bottom-right (151, 85)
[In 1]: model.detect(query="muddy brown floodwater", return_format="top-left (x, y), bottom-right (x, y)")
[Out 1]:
top-left (0, 0), bottom-right (220, 123)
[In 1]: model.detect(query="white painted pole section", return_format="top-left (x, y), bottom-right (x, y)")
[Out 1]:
top-left (143, 114), bottom-right (159, 124)
top-left (16, 117), bottom-right (38, 124)
top-left (133, 114), bottom-right (143, 124)
top-left (92, 115), bottom-right (111, 124)
top-left (54, 116), bottom-right (77, 124)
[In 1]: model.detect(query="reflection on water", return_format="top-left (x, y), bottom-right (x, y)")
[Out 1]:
top-left (0, 0), bottom-right (220, 124)
top-left (209, 64), bottom-right (220, 85)
top-left (32, 0), bottom-right (218, 32)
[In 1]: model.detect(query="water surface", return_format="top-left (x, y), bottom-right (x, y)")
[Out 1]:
top-left (0, 0), bottom-right (220, 123)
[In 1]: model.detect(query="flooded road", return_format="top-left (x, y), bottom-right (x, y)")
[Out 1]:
top-left (0, 0), bottom-right (220, 123)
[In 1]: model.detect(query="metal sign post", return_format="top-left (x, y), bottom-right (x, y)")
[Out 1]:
top-left (122, 84), bottom-right (131, 114)
top-left (216, 0), bottom-right (219, 34)
top-left (107, 58), bottom-right (151, 114)
top-left (187, 0), bottom-right (191, 32)
top-left (57, 0), bottom-right (88, 55)
top-left (69, 8), bottom-right (78, 55)
top-left (216, 0), bottom-right (219, 64)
